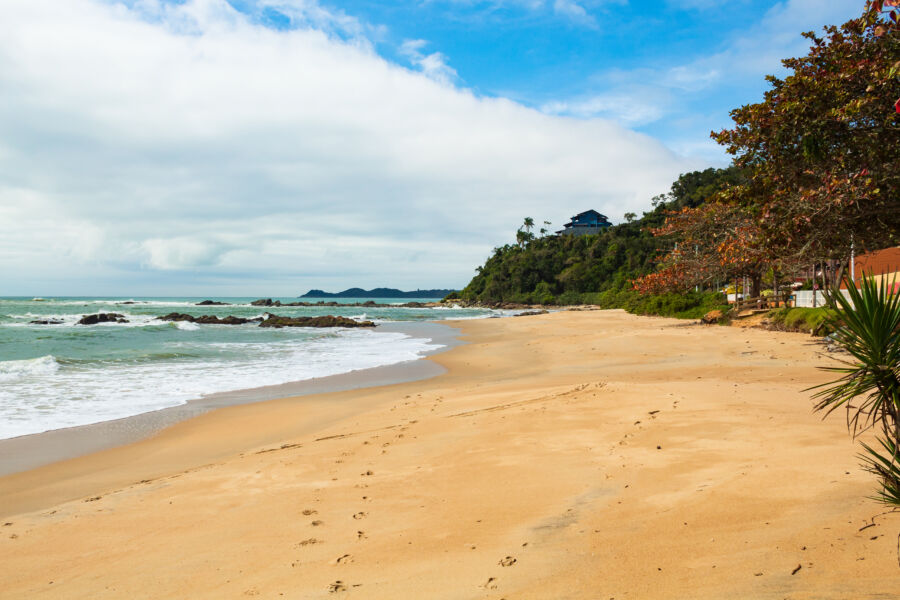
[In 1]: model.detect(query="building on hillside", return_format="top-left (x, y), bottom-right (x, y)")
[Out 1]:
top-left (557, 210), bottom-right (612, 236)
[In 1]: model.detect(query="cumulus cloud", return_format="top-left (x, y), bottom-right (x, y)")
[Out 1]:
top-left (0, 0), bottom-right (698, 295)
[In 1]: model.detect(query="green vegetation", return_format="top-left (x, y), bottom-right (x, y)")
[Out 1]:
top-left (588, 290), bottom-right (729, 320)
top-left (812, 276), bottom-right (900, 507)
top-left (637, 3), bottom-right (899, 295)
top-left (765, 307), bottom-right (835, 335)
top-left (454, 168), bottom-right (741, 308)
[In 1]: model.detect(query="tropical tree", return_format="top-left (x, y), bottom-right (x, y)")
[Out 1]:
top-left (812, 275), bottom-right (900, 506)
top-left (712, 0), bottom-right (900, 268)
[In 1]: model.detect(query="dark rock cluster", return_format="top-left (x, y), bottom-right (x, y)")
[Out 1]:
top-left (155, 313), bottom-right (374, 328)
top-left (249, 298), bottom-right (428, 309)
top-left (77, 313), bottom-right (129, 325)
top-left (258, 315), bottom-right (375, 328)
top-left (158, 313), bottom-right (260, 325)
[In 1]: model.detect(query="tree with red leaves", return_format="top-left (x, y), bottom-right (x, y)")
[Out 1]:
top-left (713, 0), bottom-right (900, 267)
top-left (635, 1), bottom-right (899, 296)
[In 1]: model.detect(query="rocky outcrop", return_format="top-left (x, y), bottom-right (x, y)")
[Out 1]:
top-left (156, 313), bottom-right (372, 328)
top-left (78, 313), bottom-right (129, 325)
top-left (513, 309), bottom-right (549, 317)
top-left (259, 315), bottom-right (375, 328)
top-left (158, 313), bottom-right (261, 325)
top-left (248, 298), bottom-right (435, 309)
top-left (29, 319), bottom-right (64, 325)
top-left (196, 300), bottom-right (229, 306)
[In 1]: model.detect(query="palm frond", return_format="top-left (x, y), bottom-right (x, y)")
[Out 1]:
top-left (859, 436), bottom-right (900, 507)
top-left (809, 275), bottom-right (900, 437)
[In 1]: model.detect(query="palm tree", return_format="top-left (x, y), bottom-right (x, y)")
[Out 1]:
top-left (523, 217), bottom-right (535, 234)
top-left (812, 275), bottom-right (900, 506)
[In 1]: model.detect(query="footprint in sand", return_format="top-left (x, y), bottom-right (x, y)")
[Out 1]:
top-left (499, 556), bottom-right (517, 567)
top-left (311, 520), bottom-right (324, 526)
top-left (482, 577), bottom-right (498, 590)
top-left (357, 531), bottom-right (367, 540)
top-left (328, 581), bottom-right (347, 593)
top-left (336, 554), bottom-right (353, 564)
top-left (297, 538), bottom-right (320, 547)
top-left (302, 509), bottom-right (318, 516)
top-left (352, 512), bottom-right (367, 520)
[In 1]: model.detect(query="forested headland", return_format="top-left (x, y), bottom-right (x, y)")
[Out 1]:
top-left (450, 168), bottom-right (741, 317)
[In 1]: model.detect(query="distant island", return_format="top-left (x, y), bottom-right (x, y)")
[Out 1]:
top-left (300, 287), bottom-right (456, 299)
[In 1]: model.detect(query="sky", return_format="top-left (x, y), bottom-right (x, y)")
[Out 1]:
top-left (0, 0), bottom-right (864, 295)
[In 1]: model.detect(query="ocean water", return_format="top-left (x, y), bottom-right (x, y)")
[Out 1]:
top-left (0, 296), bottom-right (498, 440)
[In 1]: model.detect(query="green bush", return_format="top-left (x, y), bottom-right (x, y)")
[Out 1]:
top-left (767, 307), bottom-right (835, 335)
top-left (581, 290), bottom-right (728, 319)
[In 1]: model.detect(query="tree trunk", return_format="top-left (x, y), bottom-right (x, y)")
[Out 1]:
top-left (751, 272), bottom-right (762, 301)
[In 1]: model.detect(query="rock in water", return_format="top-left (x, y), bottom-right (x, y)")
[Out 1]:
top-left (196, 300), bottom-right (229, 306)
top-left (77, 313), bottom-right (129, 325)
top-left (250, 298), bottom-right (280, 306)
top-left (157, 313), bottom-right (259, 325)
top-left (258, 315), bottom-right (375, 328)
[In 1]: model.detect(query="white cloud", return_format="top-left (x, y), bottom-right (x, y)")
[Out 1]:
top-left (399, 39), bottom-right (459, 85)
top-left (0, 0), bottom-right (699, 295)
top-left (540, 0), bottom-right (861, 132)
top-left (422, 0), bottom-right (609, 26)
top-left (542, 93), bottom-right (665, 126)
top-left (553, 0), bottom-right (596, 26)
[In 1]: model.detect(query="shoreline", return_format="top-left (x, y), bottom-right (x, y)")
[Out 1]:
top-left (0, 321), bottom-right (462, 477)
top-left (3, 310), bottom-right (899, 598)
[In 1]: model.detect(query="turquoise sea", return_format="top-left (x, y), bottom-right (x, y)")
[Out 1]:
top-left (0, 296), bottom-right (498, 440)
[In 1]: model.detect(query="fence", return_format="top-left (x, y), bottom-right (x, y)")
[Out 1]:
top-left (792, 290), bottom-right (852, 308)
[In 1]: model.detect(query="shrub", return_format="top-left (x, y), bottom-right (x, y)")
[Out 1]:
top-left (766, 307), bottom-right (835, 335)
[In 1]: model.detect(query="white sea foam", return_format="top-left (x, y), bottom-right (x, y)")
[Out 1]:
top-left (174, 321), bottom-right (200, 331)
top-left (0, 329), bottom-right (441, 440)
top-left (0, 355), bottom-right (61, 382)
top-left (9, 313), bottom-right (173, 328)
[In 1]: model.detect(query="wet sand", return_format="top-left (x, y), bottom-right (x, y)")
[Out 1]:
top-left (1, 310), bottom-right (898, 599)
top-left (0, 321), bottom-right (459, 477)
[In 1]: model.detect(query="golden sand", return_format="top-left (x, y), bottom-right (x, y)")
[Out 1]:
top-left (1, 310), bottom-right (898, 598)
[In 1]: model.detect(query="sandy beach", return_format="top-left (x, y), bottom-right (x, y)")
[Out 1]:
top-left (1, 310), bottom-right (899, 599)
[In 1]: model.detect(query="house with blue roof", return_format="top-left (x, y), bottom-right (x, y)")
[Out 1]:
top-left (556, 210), bottom-right (612, 236)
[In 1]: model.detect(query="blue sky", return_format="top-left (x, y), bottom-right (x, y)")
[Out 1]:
top-left (0, 0), bottom-right (866, 294)
top-left (224, 0), bottom-right (864, 161)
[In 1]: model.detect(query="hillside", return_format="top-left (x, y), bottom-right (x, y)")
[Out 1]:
top-left (453, 168), bottom-right (742, 306)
